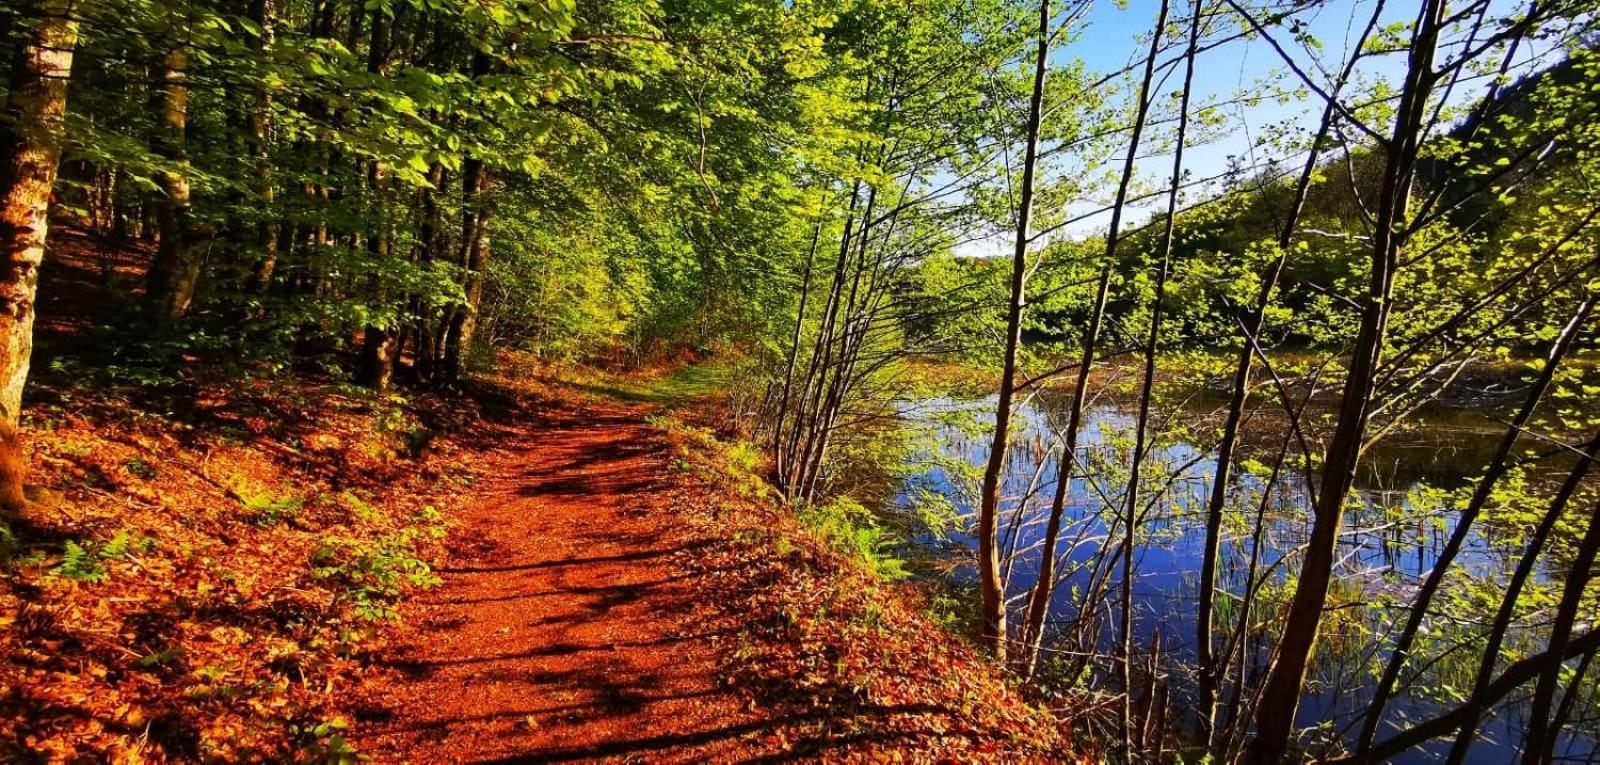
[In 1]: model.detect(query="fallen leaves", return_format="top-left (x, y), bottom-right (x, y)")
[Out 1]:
top-left (1, 368), bottom-right (490, 762)
top-left (656, 411), bottom-right (1078, 763)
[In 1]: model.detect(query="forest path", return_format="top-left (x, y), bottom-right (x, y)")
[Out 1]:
top-left (359, 394), bottom-right (774, 763)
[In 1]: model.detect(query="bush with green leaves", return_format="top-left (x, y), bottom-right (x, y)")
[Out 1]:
top-left (311, 529), bottom-right (441, 622)
top-left (797, 496), bottom-right (911, 581)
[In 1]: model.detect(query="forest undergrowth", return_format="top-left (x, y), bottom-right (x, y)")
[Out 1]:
top-left (637, 376), bottom-right (1080, 761)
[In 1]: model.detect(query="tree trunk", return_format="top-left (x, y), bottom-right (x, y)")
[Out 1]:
top-left (1357, 297), bottom-right (1594, 754)
top-left (1445, 433), bottom-right (1599, 762)
top-left (1019, 0), bottom-right (1169, 676)
top-left (1246, 1), bottom-right (1445, 759)
top-left (444, 221), bottom-right (488, 380)
top-left (1345, 628), bottom-right (1600, 764)
top-left (245, 0), bottom-right (278, 292)
top-left (1197, 41), bottom-right (1360, 741)
top-left (975, 0), bottom-right (1052, 661)
top-left (798, 181), bottom-right (878, 502)
top-left (772, 220), bottom-right (821, 488)
top-left (1521, 487), bottom-right (1600, 764)
top-left (443, 154), bottom-right (490, 383)
top-left (0, 1), bottom-right (78, 513)
top-left (411, 163), bottom-right (444, 384)
top-left (356, 8), bottom-right (396, 392)
top-left (786, 179), bottom-right (859, 497)
top-left (144, 44), bottom-right (202, 323)
top-left (441, 50), bottom-right (492, 383)
top-left (1119, 2), bottom-right (1196, 753)
top-left (357, 228), bottom-right (398, 392)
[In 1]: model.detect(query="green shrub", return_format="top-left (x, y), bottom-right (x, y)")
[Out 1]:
top-left (312, 531), bottom-right (441, 621)
top-left (53, 540), bottom-right (108, 583)
top-left (242, 490), bottom-right (306, 525)
top-left (51, 531), bottom-right (155, 583)
top-left (797, 497), bottom-right (910, 581)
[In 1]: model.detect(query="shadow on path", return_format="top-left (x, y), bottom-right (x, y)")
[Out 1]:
top-left (358, 400), bottom-right (780, 764)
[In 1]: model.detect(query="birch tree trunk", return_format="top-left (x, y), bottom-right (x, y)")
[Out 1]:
top-left (0, 0), bottom-right (79, 512)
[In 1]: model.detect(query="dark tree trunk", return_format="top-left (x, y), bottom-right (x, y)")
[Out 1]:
top-left (356, 245), bottom-right (397, 389)
top-left (1020, 0), bottom-right (1168, 679)
top-left (976, 0), bottom-right (1051, 662)
top-left (411, 163), bottom-right (444, 384)
top-left (1347, 629), bottom-right (1600, 764)
top-left (357, 230), bottom-right (398, 392)
top-left (356, 9), bottom-right (397, 391)
top-left (1119, 2), bottom-right (1196, 752)
top-left (1247, 1), bottom-right (1446, 758)
top-left (1358, 297), bottom-right (1595, 754)
top-left (1445, 433), bottom-right (1599, 762)
top-left (443, 110), bottom-right (490, 384)
top-left (144, 44), bottom-right (203, 323)
top-left (1522, 475), bottom-right (1600, 764)
top-left (1197, 39), bottom-right (1361, 740)
top-left (772, 221), bottom-right (821, 484)
top-left (785, 177), bottom-right (859, 497)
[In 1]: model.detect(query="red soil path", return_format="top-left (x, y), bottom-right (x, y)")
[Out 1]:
top-left (360, 401), bottom-right (779, 763)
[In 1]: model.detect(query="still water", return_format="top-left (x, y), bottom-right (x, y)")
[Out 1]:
top-left (891, 394), bottom-right (1591, 763)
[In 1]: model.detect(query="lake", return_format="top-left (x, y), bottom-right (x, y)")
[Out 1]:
top-left (890, 393), bottom-right (1592, 763)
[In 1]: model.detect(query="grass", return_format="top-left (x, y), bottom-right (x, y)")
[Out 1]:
top-left (569, 360), bottom-right (740, 406)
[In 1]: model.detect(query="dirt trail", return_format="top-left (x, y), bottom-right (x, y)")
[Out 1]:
top-left (361, 399), bottom-right (775, 763)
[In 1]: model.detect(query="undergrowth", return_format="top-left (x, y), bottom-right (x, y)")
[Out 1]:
top-left (647, 411), bottom-right (911, 581)
top-left (649, 395), bottom-right (1075, 761)
top-left (794, 497), bottom-right (910, 581)
top-left (0, 362), bottom-right (488, 762)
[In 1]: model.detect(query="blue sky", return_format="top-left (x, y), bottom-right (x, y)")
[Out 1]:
top-left (951, 0), bottom-right (1564, 253)
top-left (1077, 0), bottom-right (1413, 166)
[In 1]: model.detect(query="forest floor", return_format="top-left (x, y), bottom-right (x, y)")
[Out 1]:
top-left (352, 371), bottom-right (1078, 763)
top-left (2, 226), bottom-right (1076, 763)
top-left (354, 393), bottom-right (777, 762)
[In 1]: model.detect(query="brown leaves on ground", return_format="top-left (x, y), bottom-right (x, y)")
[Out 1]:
top-left (0, 367), bottom-right (495, 762)
top-left (4, 347), bottom-right (1080, 763)
top-left (655, 414), bottom-right (1081, 762)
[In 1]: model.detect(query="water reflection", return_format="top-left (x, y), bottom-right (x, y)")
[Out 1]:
top-left (891, 394), bottom-right (1589, 763)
